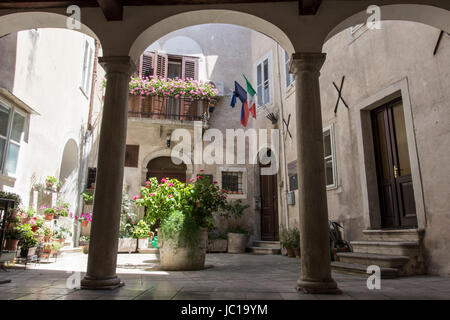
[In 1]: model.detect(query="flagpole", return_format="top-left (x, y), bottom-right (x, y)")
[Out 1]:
top-left (276, 43), bottom-right (290, 230)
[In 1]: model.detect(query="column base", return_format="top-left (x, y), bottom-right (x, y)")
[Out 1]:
top-left (296, 279), bottom-right (342, 294)
top-left (81, 275), bottom-right (124, 290)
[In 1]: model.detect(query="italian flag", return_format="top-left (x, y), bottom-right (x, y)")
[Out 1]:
top-left (243, 74), bottom-right (257, 119)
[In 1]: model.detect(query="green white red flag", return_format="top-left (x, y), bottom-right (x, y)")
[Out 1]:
top-left (243, 74), bottom-right (256, 119)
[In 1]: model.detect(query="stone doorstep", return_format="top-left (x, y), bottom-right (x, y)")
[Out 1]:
top-left (252, 241), bottom-right (281, 249)
top-left (246, 247), bottom-right (281, 255)
top-left (337, 252), bottom-right (410, 269)
top-left (362, 229), bottom-right (424, 242)
top-left (137, 248), bottom-right (159, 254)
top-left (331, 261), bottom-right (399, 279)
top-left (350, 240), bottom-right (421, 256)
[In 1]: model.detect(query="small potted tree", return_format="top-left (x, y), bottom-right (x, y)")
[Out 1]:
top-left (19, 226), bottom-right (38, 258)
top-left (4, 226), bottom-right (24, 251)
top-left (280, 227), bottom-right (300, 258)
top-left (220, 200), bottom-right (250, 254)
top-left (133, 220), bottom-right (151, 250)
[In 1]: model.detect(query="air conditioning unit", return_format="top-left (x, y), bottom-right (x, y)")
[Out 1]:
top-left (208, 80), bottom-right (224, 97)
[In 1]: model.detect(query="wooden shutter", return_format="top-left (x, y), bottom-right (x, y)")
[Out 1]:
top-left (182, 56), bottom-right (199, 80)
top-left (155, 51), bottom-right (168, 79)
top-left (139, 52), bottom-right (155, 78)
top-left (125, 145), bottom-right (139, 167)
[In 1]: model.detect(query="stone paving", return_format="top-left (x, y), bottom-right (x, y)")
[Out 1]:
top-left (0, 253), bottom-right (449, 300)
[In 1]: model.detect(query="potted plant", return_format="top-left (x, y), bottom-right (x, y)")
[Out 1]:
top-left (220, 199), bottom-right (250, 254)
top-left (80, 212), bottom-right (92, 227)
top-left (81, 191), bottom-right (94, 205)
top-left (45, 176), bottom-right (57, 189)
top-left (42, 226), bottom-right (52, 242)
top-left (53, 226), bottom-right (72, 245)
top-left (133, 220), bottom-right (152, 249)
top-left (56, 180), bottom-right (62, 192)
top-left (135, 175), bottom-right (227, 270)
top-left (79, 236), bottom-right (89, 254)
top-left (19, 225), bottom-right (38, 258)
top-left (0, 191), bottom-right (22, 220)
top-left (19, 208), bottom-right (35, 224)
top-left (280, 227), bottom-right (300, 258)
top-left (4, 225), bottom-right (24, 251)
top-left (42, 206), bottom-right (56, 220)
top-left (207, 228), bottom-right (228, 253)
top-left (56, 202), bottom-right (71, 219)
top-left (118, 192), bottom-right (138, 253)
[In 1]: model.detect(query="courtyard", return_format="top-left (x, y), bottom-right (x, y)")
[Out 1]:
top-left (1, 253), bottom-right (449, 300)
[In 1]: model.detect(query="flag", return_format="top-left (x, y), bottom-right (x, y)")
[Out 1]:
top-left (230, 81), bottom-right (250, 127)
top-left (243, 74), bottom-right (256, 119)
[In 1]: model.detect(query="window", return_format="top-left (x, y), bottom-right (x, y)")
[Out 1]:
top-left (0, 102), bottom-right (26, 176)
top-left (256, 54), bottom-right (272, 107)
top-left (323, 125), bottom-right (337, 188)
top-left (87, 167), bottom-right (96, 189)
top-left (200, 174), bottom-right (213, 184)
top-left (125, 145), bottom-right (139, 168)
top-left (168, 57), bottom-right (182, 79)
top-left (222, 171), bottom-right (243, 194)
top-left (284, 50), bottom-right (294, 88)
top-left (80, 40), bottom-right (93, 96)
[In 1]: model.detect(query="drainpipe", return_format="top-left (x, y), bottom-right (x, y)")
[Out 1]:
top-left (276, 43), bottom-right (290, 230)
top-left (87, 39), bottom-right (99, 131)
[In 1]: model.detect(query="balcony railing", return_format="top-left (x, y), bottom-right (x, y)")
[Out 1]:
top-left (128, 94), bottom-right (209, 121)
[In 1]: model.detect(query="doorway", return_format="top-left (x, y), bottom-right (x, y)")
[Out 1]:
top-left (371, 98), bottom-right (418, 229)
top-left (259, 151), bottom-right (279, 241)
top-left (146, 156), bottom-right (187, 183)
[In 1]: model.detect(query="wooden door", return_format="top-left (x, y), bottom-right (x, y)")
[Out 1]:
top-left (260, 165), bottom-right (279, 241)
top-left (371, 99), bottom-right (417, 229)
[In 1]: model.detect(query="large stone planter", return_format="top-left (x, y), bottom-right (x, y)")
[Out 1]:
top-left (159, 228), bottom-right (208, 271)
top-left (138, 238), bottom-right (148, 249)
top-left (227, 233), bottom-right (248, 253)
top-left (207, 239), bottom-right (227, 253)
top-left (118, 238), bottom-right (136, 253)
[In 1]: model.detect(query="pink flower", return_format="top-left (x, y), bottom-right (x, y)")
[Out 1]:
top-left (168, 195), bottom-right (173, 198)
top-left (196, 201), bottom-right (201, 207)
top-left (149, 193), bottom-right (154, 197)
top-left (189, 178), bottom-right (195, 182)
top-left (161, 178), bottom-right (166, 183)
top-left (168, 183), bottom-right (174, 187)
top-left (213, 181), bottom-right (218, 184)
top-left (200, 169), bottom-right (204, 172)
top-left (75, 216), bottom-right (78, 220)
top-left (133, 195), bottom-right (140, 200)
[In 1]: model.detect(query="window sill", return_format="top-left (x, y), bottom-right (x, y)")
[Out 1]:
top-left (226, 193), bottom-right (247, 199)
top-left (0, 173), bottom-right (16, 187)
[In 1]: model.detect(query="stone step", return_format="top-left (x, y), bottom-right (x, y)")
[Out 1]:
top-left (137, 248), bottom-right (159, 254)
top-left (252, 241), bottom-right (281, 249)
top-left (351, 240), bottom-right (420, 256)
top-left (331, 261), bottom-right (399, 279)
top-left (337, 252), bottom-right (409, 269)
top-left (362, 229), bottom-right (424, 242)
top-left (247, 247), bottom-right (281, 255)
top-left (58, 247), bottom-right (82, 257)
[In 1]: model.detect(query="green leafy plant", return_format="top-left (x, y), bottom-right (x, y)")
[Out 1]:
top-left (18, 224), bottom-right (38, 250)
top-left (133, 220), bottom-right (152, 239)
top-left (43, 226), bottom-right (52, 236)
top-left (81, 191), bottom-right (94, 203)
top-left (0, 191), bottom-right (22, 208)
top-left (41, 206), bottom-right (57, 215)
top-left (54, 226), bottom-right (72, 239)
top-left (45, 176), bottom-right (57, 186)
top-left (80, 235), bottom-right (90, 242)
top-left (280, 227), bottom-right (300, 249)
top-left (220, 199), bottom-right (250, 235)
top-left (5, 226), bottom-right (25, 240)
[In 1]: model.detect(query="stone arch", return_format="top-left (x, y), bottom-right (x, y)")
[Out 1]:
top-left (324, 4), bottom-right (450, 45)
top-left (59, 138), bottom-right (79, 183)
top-left (129, 9), bottom-right (295, 62)
top-left (0, 11), bottom-right (100, 41)
top-left (141, 148), bottom-right (193, 186)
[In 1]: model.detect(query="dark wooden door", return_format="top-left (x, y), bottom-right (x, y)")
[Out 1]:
top-left (260, 166), bottom-right (279, 241)
top-left (372, 99), bottom-right (417, 229)
top-left (146, 170), bottom-right (186, 184)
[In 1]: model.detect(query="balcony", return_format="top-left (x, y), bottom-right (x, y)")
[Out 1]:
top-left (128, 94), bottom-right (210, 122)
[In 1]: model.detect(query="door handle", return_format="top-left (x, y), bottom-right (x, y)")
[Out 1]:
top-left (393, 165), bottom-right (399, 179)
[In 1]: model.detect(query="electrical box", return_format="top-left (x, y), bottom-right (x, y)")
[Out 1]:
top-left (254, 196), bottom-right (261, 210)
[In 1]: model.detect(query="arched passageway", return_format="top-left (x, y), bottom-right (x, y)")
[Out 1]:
top-left (146, 156), bottom-right (187, 184)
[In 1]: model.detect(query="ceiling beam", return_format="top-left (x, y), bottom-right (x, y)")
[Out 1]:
top-left (97, 0), bottom-right (122, 21)
top-left (298, 0), bottom-right (322, 15)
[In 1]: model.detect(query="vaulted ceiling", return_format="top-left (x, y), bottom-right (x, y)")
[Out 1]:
top-left (0, 0), bottom-right (322, 20)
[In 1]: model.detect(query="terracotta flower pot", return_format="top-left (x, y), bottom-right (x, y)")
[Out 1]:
top-left (58, 238), bottom-right (66, 244)
top-left (81, 220), bottom-right (89, 227)
top-left (43, 235), bottom-right (51, 242)
top-left (44, 213), bottom-right (54, 221)
top-left (294, 248), bottom-right (301, 258)
top-left (46, 182), bottom-right (54, 189)
top-left (4, 239), bottom-right (19, 251)
top-left (286, 247), bottom-right (295, 258)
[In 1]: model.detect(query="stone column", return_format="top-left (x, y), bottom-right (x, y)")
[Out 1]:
top-left (81, 56), bottom-right (134, 290)
top-left (289, 53), bottom-right (340, 294)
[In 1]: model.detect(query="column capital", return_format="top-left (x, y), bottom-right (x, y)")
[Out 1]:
top-left (98, 56), bottom-right (136, 75)
top-left (289, 52), bottom-right (326, 74)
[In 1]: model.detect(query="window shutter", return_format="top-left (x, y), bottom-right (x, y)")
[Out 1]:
top-left (139, 52), bottom-right (155, 78)
top-left (182, 56), bottom-right (199, 80)
top-left (155, 51), bottom-right (168, 79)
